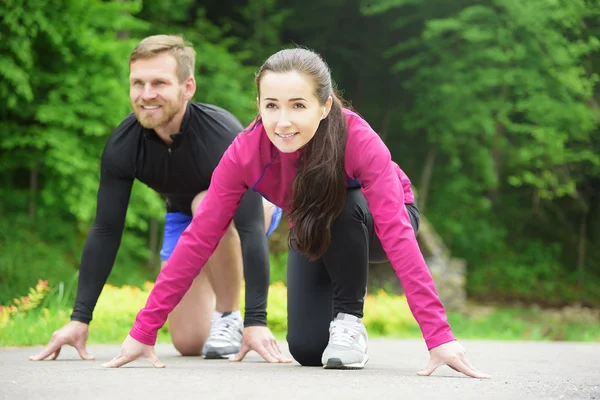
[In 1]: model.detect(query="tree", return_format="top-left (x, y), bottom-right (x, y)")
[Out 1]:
top-left (361, 0), bottom-right (600, 302)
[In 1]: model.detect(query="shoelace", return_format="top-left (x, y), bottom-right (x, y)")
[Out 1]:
top-left (209, 315), bottom-right (240, 341)
top-left (329, 320), bottom-right (363, 346)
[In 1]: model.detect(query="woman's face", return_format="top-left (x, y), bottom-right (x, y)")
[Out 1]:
top-left (258, 71), bottom-right (331, 153)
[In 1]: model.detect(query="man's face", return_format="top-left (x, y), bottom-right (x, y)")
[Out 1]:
top-left (129, 53), bottom-right (186, 130)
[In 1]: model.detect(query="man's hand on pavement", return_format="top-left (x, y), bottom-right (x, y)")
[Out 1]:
top-left (29, 321), bottom-right (94, 361)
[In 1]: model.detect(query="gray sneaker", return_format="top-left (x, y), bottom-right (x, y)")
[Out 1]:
top-left (202, 312), bottom-right (243, 359)
top-left (321, 313), bottom-right (369, 369)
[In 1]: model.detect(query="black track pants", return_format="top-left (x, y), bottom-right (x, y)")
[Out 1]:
top-left (286, 188), bottom-right (420, 366)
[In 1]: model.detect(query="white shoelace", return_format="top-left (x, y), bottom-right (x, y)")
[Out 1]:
top-left (329, 320), bottom-right (362, 346)
top-left (209, 315), bottom-right (240, 341)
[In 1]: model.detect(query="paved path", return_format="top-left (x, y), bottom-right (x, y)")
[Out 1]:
top-left (1, 339), bottom-right (599, 399)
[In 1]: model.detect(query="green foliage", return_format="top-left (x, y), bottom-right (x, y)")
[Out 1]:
top-left (133, 1), bottom-right (261, 124)
top-left (1, 0), bottom-right (144, 172)
top-left (447, 305), bottom-right (600, 342)
top-left (357, 0), bottom-right (600, 302)
top-left (384, 0), bottom-right (600, 199)
top-left (204, 0), bottom-right (293, 65)
top-left (0, 214), bottom-right (79, 305)
top-left (269, 252), bottom-right (288, 285)
top-left (0, 0), bottom-right (166, 300)
top-left (468, 241), bottom-right (600, 306)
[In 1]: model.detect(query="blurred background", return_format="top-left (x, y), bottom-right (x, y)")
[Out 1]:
top-left (1, 0), bottom-right (599, 344)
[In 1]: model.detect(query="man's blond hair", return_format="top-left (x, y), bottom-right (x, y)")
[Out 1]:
top-left (129, 35), bottom-right (196, 83)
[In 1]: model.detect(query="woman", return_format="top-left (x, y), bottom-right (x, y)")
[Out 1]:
top-left (103, 47), bottom-right (489, 378)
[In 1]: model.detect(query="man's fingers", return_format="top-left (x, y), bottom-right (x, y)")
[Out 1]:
top-left (29, 342), bottom-right (61, 361)
top-left (271, 340), bottom-right (284, 355)
top-left (231, 343), bottom-right (250, 362)
top-left (231, 339), bottom-right (290, 363)
top-left (49, 347), bottom-right (62, 361)
top-left (75, 344), bottom-right (95, 361)
top-left (416, 360), bottom-right (441, 376)
top-left (274, 353), bottom-right (292, 363)
top-left (266, 341), bottom-right (281, 356)
top-left (267, 340), bottom-right (292, 363)
top-left (254, 343), bottom-right (279, 363)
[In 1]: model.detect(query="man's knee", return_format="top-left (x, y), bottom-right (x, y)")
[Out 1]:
top-left (191, 191), bottom-right (208, 215)
top-left (219, 221), bottom-right (240, 247)
top-left (287, 335), bottom-right (326, 367)
top-left (172, 337), bottom-right (204, 357)
top-left (192, 190), bottom-right (239, 245)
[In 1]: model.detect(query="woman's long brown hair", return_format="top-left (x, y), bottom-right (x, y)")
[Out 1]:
top-left (255, 48), bottom-right (348, 260)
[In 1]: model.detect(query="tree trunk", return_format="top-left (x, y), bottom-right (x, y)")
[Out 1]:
top-left (577, 210), bottom-right (588, 288)
top-left (419, 145), bottom-right (437, 214)
top-left (379, 106), bottom-right (392, 141)
top-left (589, 97), bottom-right (600, 124)
top-left (488, 84), bottom-right (508, 204)
top-left (487, 119), bottom-right (504, 204)
top-left (29, 163), bottom-right (38, 222)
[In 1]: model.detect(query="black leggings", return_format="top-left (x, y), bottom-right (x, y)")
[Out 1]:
top-left (286, 188), bottom-right (420, 366)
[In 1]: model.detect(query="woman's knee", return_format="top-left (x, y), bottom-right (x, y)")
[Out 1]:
top-left (287, 335), bottom-right (327, 367)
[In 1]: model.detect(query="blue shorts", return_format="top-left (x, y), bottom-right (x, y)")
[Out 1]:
top-left (160, 206), bottom-right (283, 261)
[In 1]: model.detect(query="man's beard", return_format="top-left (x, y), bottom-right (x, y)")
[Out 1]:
top-left (133, 96), bottom-right (182, 130)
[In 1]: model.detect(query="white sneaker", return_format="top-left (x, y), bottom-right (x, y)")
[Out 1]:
top-left (202, 312), bottom-right (243, 359)
top-left (321, 313), bottom-right (369, 369)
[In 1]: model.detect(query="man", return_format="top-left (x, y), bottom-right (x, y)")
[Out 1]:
top-left (30, 34), bottom-right (287, 363)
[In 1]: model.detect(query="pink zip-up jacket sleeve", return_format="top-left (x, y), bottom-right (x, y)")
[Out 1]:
top-left (344, 113), bottom-right (455, 349)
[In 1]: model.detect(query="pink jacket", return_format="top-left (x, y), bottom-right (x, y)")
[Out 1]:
top-left (130, 110), bottom-right (455, 350)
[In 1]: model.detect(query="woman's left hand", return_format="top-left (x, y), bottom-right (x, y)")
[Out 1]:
top-left (417, 340), bottom-right (490, 378)
top-left (102, 335), bottom-right (165, 368)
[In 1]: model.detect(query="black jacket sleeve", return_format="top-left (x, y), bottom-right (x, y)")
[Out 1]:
top-left (233, 189), bottom-right (270, 327)
top-left (198, 104), bottom-right (272, 327)
top-left (70, 156), bottom-right (134, 324)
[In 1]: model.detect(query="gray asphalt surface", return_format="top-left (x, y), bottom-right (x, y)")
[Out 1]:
top-left (1, 339), bottom-right (599, 400)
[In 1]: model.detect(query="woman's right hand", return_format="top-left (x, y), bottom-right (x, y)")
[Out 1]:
top-left (102, 334), bottom-right (165, 368)
top-left (417, 340), bottom-right (490, 379)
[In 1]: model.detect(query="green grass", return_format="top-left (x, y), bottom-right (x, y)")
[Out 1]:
top-left (2, 281), bottom-right (599, 348)
top-left (446, 305), bottom-right (600, 342)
